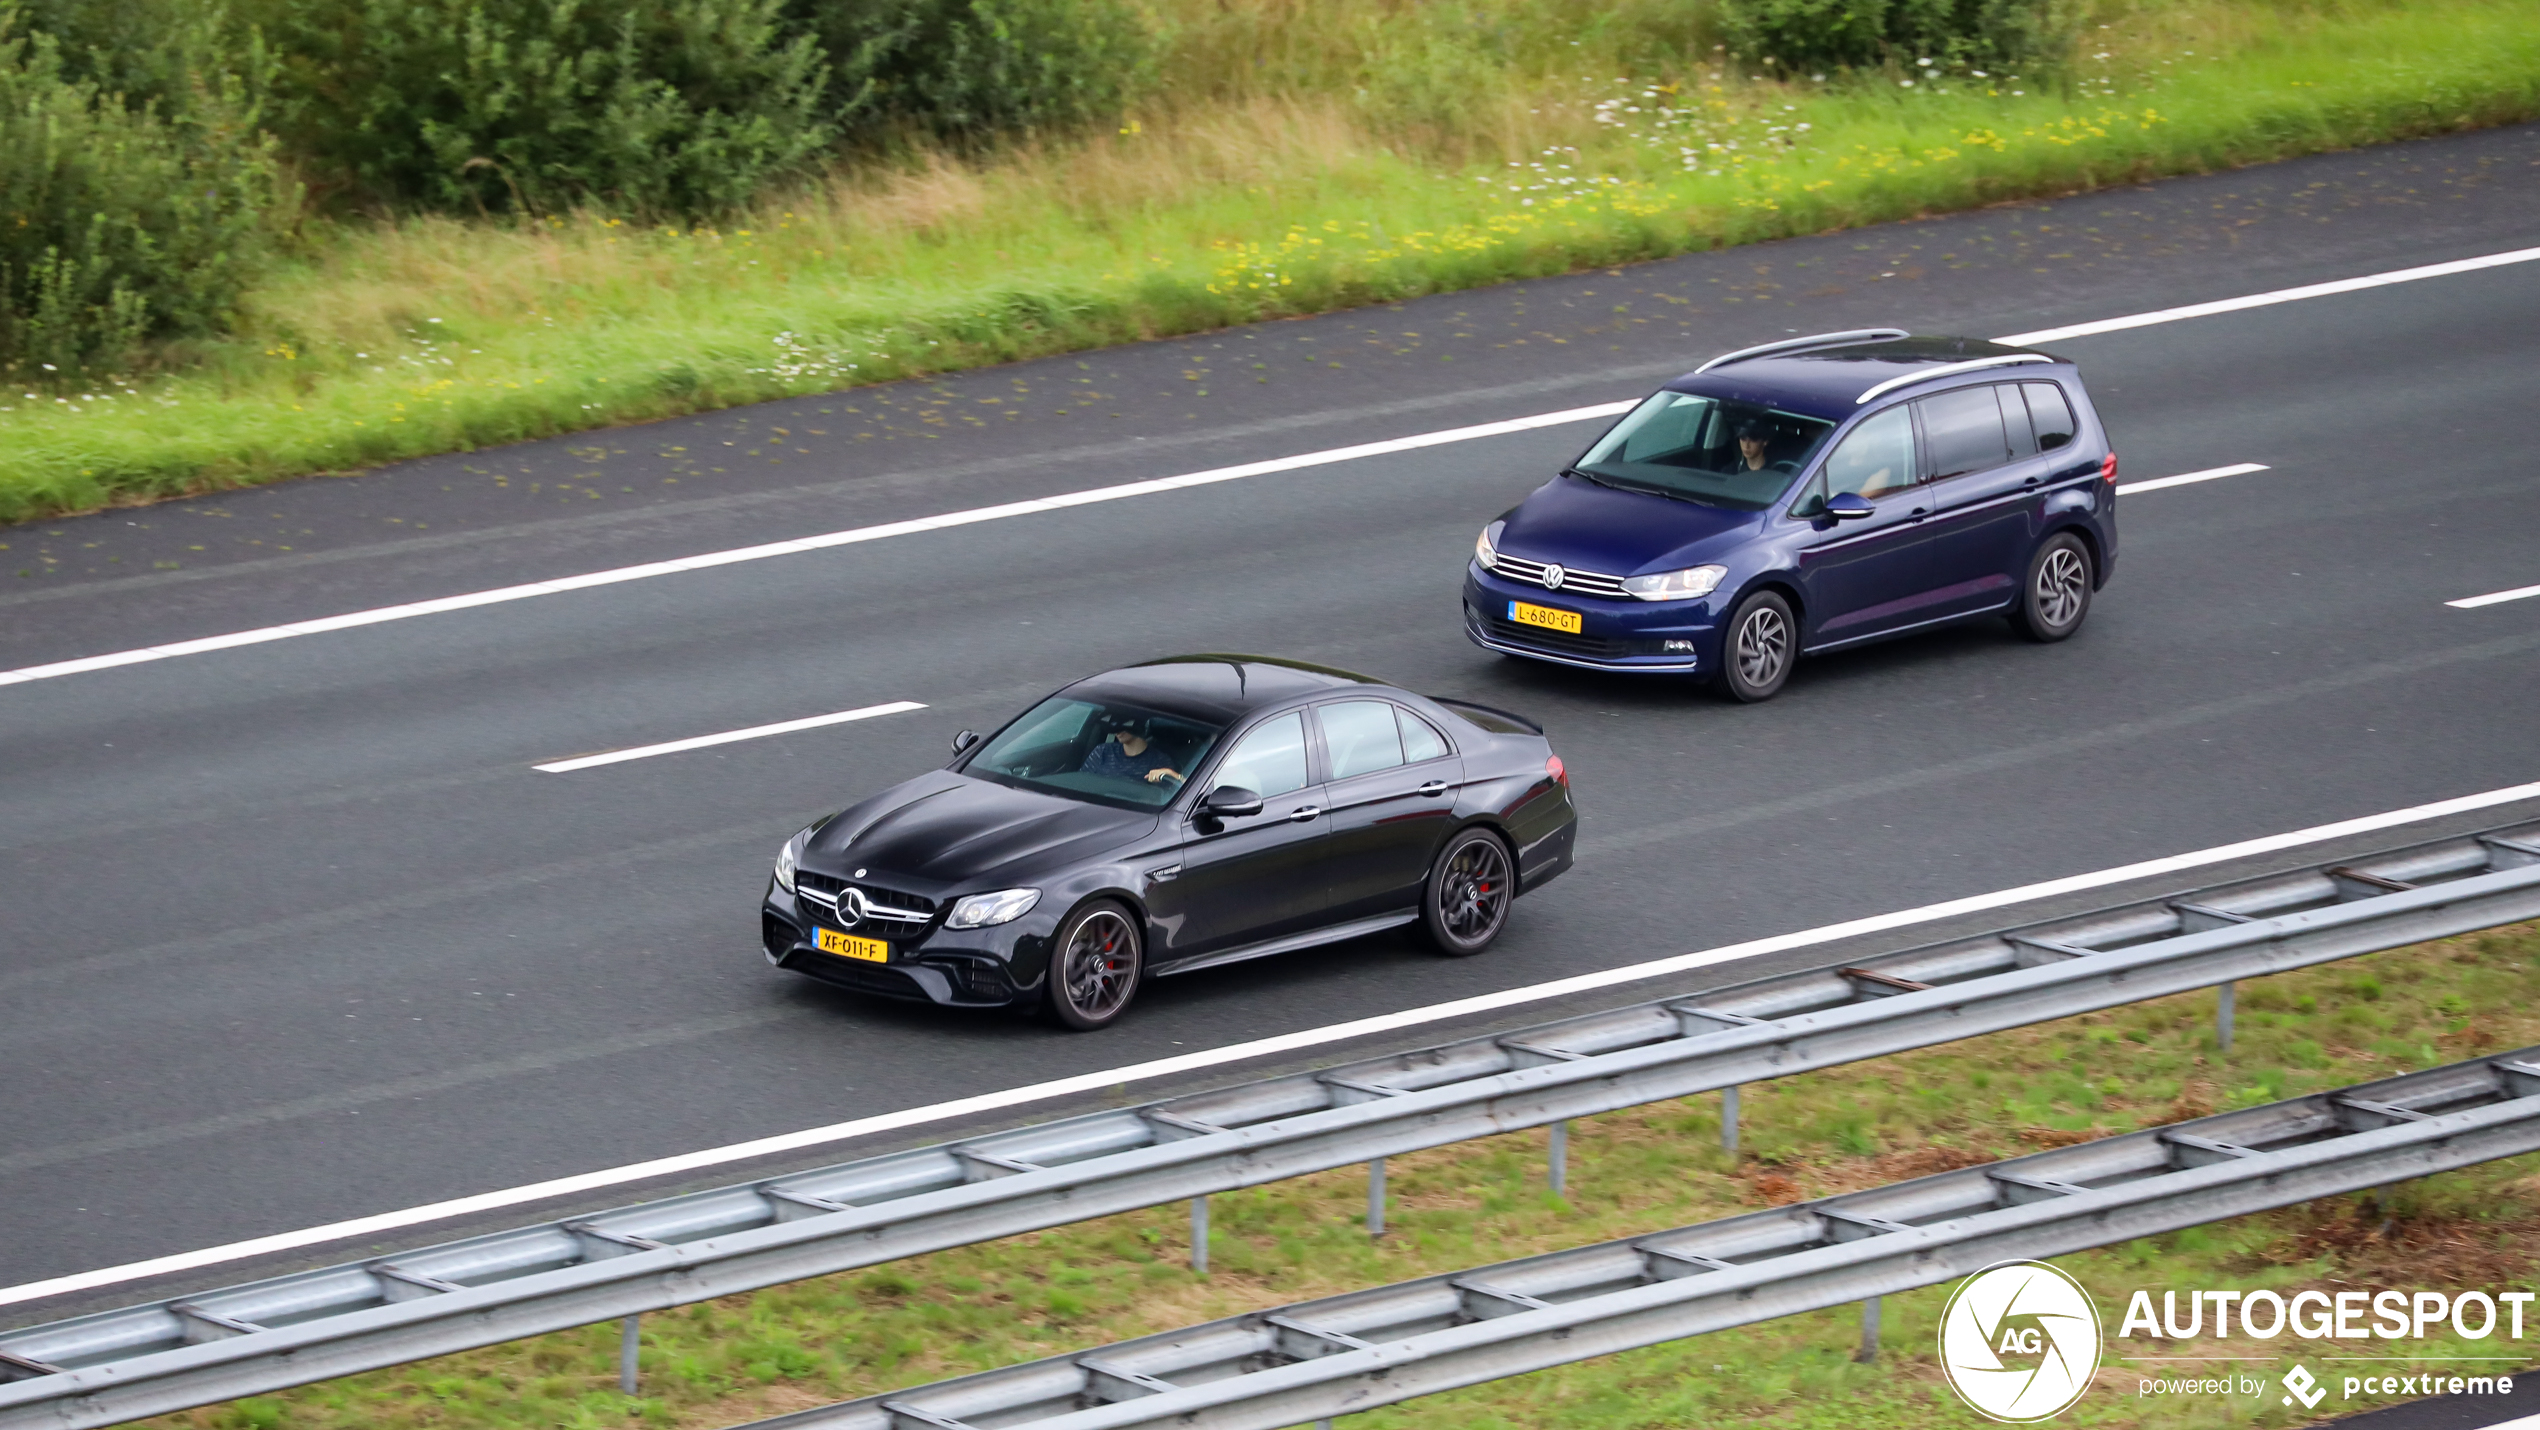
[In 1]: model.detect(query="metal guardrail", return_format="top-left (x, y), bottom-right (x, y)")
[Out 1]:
top-left (739, 1046), bottom-right (2540, 1430)
top-left (4, 820), bottom-right (2537, 1428)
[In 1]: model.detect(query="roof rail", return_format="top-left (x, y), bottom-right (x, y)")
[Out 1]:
top-left (1854, 352), bottom-right (2052, 405)
top-left (1692, 328), bottom-right (1909, 374)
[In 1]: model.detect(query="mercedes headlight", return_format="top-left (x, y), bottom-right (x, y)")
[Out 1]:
top-left (1622, 564), bottom-right (1728, 602)
top-left (1474, 520), bottom-right (1506, 572)
top-left (946, 887), bottom-right (1042, 929)
top-left (773, 836), bottom-right (800, 893)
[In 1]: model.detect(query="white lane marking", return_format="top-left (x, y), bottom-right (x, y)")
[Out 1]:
top-left (0, 402), bottom-right (1634, 690)
top-left (8, 776), bottom-right (2539, 1311)
top-left (534, 701), bottom-right (926, 773)
top-left (2449, 584), bottom-right (2540, 610)
top-left (2113, 462), bottom-right (2267, 495)
top-left (6, 243), bottom-right (2537, 692)
top-left (1997, 245), bottom-right (2540, 345)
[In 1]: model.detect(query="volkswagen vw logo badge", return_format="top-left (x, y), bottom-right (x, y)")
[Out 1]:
top-left (1542, 563), bottom-right (1566, 591)
top-left (837, 887), bottom-right (869, 927)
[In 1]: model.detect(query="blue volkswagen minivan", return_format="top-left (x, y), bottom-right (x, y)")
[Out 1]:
top-left (1463, 331), bottom-right (2119, 701)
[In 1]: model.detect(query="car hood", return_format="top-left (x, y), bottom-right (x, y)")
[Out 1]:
top-left (806, 770), bottom-right (1159, 888)
top-left (1497, 473), bottom-right (1768, 574)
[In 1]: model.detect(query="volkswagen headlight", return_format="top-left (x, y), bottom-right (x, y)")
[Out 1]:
top-left (1622, 564), bottom-right (1728, 602)
top-left (773, 836), bottom-right (799, 893)
top-left (1474, 520), bottom-right (1505, 572)
top-left (946, 887), bottom-right (1042, 929)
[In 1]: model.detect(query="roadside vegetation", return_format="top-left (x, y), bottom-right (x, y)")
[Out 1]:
top-left (2, 0), bottom-right (2537, 531)
top-left (136, 918), bottom-right (2540, 1430)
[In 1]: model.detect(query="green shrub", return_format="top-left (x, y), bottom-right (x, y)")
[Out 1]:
top-left (1719, 0), bottom-right (2080, 78)
top-left (262, 0), bottom-right (832, 214)
top-left (790, 0), bottom-right (1152, 143)
top-left (0, 6), bottom-right (285, 384)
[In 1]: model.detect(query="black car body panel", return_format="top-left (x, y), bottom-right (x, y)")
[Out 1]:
top-left (761, 656), bottom-right (1576, 1013)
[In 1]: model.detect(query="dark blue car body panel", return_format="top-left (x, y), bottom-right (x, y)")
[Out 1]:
top-left (1465, 337), bottom-right (2119, 677)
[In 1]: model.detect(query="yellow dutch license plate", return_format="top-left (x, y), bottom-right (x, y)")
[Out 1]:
top-left (1508, 600), bottom-right (1584, 635)
top-left (816, 928), bottom-right (890, 963)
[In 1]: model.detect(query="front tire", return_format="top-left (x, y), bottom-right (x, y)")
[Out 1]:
top-left (1041, 900), bottom-right (1142, 1030)
top-left (2012, 533), bottom-right (2093, 642)
top-left (1718, 590), bottom-right (1796, 703)
top-left (1422, 828), bottom-right (1515, 956)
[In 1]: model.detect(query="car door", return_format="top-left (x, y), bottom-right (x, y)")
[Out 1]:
top-left (1312, 699), bottom-right (1464, 922)
top-left (1147, 710), bottom-right (1331, 963)
top-left (1791, 403), bottom-right (1952, 646)
top-left (1910, 383), bottom-right (2034, 618)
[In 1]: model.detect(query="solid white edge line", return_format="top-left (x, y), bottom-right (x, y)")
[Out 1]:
top-left (2113, 462), bottom-right (2268, 496)
top-left (1996, 245), bottom-right (2540, 345)
top-left (9, 240), bottom-right (2540, 692)
top-left (2449, 584), bottom-right (2540, 610)
top-left (8, 775), bottom-right (2540, 1311)
top-left (534, 701), bottom-right (927, 773)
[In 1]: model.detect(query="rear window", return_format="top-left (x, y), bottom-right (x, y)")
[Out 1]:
top-left (1573, 391), bottom-right (1835, 512)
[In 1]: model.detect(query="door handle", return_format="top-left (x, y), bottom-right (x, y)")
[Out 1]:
top-left (1417, 780), bottom-right (1449, 797)
top-left (1287, 805), bottom-right (1322, 822)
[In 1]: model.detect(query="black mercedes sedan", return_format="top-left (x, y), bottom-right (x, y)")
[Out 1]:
top-left (761, 655), bottom-right (1577, 1029)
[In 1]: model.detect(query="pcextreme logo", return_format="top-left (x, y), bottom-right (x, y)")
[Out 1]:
top-left (1939, 1260), bottom-right (2105, 1422)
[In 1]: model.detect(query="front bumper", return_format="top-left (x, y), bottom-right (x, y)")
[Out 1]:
top-left (761, 883), bottom-right (1046, 1008)
top-left (1463, 566), bottom-right (1715, 674)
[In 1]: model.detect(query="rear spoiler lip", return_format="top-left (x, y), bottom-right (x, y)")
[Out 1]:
top-left (1428, 695), bottom-right (1545, 736)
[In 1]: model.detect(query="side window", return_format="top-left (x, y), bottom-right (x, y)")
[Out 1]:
top-left (2002, 383), bottom-right (2039, 457)
top-left (1212, 712), bottom-right (1309, 797)
top-left (1398, 708), bottom-right (1450, 764)
top-left (1916, 385), bottom-right (2012, 480)
top-left (2024, 383), bottom-right (2077, 451)
top-left (1319, 700), bottom-right (1405, 781)
top-left (1818, 405), bottom-right (1917, 501)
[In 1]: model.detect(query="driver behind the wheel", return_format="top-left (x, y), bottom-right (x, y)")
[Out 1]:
top-left (1728, 417), bottom-right (1791, 474)
top-left (1079, 719), bottom-right (1187, 786)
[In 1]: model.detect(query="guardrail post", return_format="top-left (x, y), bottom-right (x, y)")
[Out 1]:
top-left (1549, 1120), bottom-right (1569, 1196)
top-left (618, 1314), bottom-right (641, 1394)
top-left (1722, 1085), bottom-right (1741, 1154)
top-left (1190, 1196), bottom-right (1209, 1274)
top-left (1855, 1296), bottom-right (1881, 1363)
top-left (1368, 1158), bottom-right (1387, 1237)
top-left (2216, 981), bottom-right (2236, 1052)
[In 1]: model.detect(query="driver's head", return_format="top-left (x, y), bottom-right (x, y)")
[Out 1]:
top-left (1734, 418), bottom-right (1772, 464)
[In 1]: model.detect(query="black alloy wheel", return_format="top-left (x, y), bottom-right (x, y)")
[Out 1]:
top-left (1043, 899), bottom-right (1143, 1030)
top-left (1422, 828), bottom-right (1515, 956)
top-left (2012, 532), bottom-right (2094, 642)
top-left (1719, 589), bottom-right (1796, 703)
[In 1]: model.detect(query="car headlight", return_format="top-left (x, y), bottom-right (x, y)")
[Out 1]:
top-left (773, 837), bottom-right (799, 893)
top-left (946, 887), bottom-right (1042, 929)
top-left (1622, 564), bottom-right (1728, 602)
top-left (1474, 520), bottom-right (1505, 572)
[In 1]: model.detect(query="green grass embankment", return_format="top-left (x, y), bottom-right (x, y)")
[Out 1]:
top-left (144, 920), bottom-right (2540, 1430)
top-left (3, 0), bottom-right (2538, 535)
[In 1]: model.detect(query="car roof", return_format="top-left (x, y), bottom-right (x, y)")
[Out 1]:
top-left (1063, 654), bottom-right (1384, 725)
top-left (1663, 336), bottom-right (2066, 420)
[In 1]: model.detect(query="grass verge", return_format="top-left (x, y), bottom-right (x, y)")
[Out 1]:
top-left (3, 0), bottom-right (2538, 533)
top-left (133, 917), bottom-right (2540, 1430)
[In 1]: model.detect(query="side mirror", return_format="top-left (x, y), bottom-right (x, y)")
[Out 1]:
top-left (1824, 493), bottom-right (1876, 521)
top-left (951, 730), bottom-right (980, 755)
top-left (1197, 785), bottom-right (1263, 819)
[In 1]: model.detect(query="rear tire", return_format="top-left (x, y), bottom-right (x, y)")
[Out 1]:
top-left (1422, 828), bottom-right (1515, 956)
top-left (1718, 590), bottom-right (1796, 703)
top-left (2011, 533), bottom-right (2093, 642)
top-left (1041, 900), bottom-right (1142, 1031)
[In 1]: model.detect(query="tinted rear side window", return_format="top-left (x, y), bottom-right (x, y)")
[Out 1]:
top-left (1918, 386), bottom-right (2012, 480)
top-left (2025, 383), bottom-right (2078, 451)
top-left (1400, 708), bottom-right (1450, 764)
top-left (1320, 700), bottom-right (1405, 780)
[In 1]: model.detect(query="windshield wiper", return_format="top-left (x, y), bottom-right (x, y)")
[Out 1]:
top-left (1562, 465), bottom-right (1627, 491)
top-left (1568, 465), bottom-right (1729, 508)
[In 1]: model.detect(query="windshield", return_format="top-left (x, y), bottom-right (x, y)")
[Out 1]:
top-left (965, 695), bottom-right (1226, 810)
top-left (1573, 390), bottom-right (1835, 511)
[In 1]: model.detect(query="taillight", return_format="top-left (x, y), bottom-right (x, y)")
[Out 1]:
top-left (2100, 451), bottom-right (2119, 485)
top-left (1546, 754), bottom-right (1569, 789)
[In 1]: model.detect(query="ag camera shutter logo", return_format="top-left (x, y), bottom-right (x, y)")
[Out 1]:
top-left (1939, 1260), bottom-right (2104, 1422)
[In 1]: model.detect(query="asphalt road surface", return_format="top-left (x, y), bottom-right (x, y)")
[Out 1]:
top-left (4, 123), bottom-right (2539, 1318)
